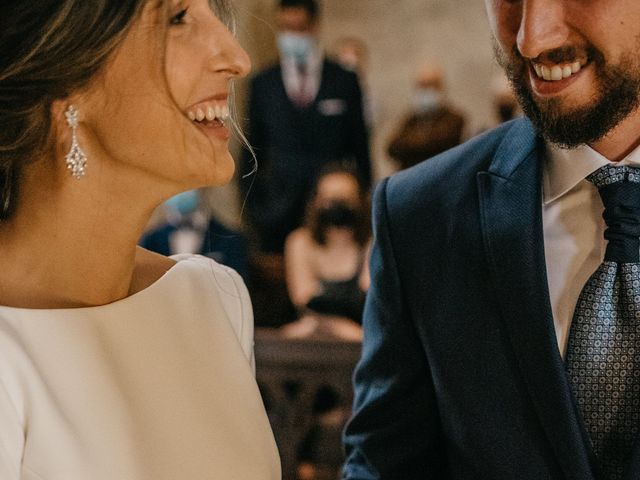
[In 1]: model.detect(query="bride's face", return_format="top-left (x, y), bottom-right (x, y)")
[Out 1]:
top-left (76, 0), bottom-right (251, 192)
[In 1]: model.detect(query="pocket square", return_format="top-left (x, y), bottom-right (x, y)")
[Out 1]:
top-left (318, 99), bottom-right (347, 116)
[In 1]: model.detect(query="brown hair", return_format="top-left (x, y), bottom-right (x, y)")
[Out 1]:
top-left (0, 0), bottom-right (236, 220)
top-left (279, 0), bottom-right (319, 20)
top-left (0, 0), bottom-right (146, 219)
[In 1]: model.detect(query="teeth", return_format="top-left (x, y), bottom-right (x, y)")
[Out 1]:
top-left (550, 66), bottom-right (562, 81)
top-left (188, 103), bottom-right (231, 123)
top-left (532, 61), bottom-right (584, 82)
top-left (533, 64), bottom-right (542, 78)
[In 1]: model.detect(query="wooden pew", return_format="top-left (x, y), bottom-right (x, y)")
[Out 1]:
top-left (255, 328), bottom-right (361, 480)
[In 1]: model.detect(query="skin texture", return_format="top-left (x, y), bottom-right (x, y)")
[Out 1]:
top-left (485, 0), bottom-right (640, 160)
top-left (0, 0), bottom-right (250, 308)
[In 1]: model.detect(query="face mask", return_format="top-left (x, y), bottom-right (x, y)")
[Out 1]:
top-left (277, 32), bottom-right (315, 64)
top-left (165, 190), bottom-right (200, 216)
top-left (317, 201), bottom-right (358, 229)
top-left (413, 88), bottom-right (444, 113)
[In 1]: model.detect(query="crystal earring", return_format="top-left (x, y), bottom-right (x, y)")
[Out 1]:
top-left (64, 105), bottom-right (87, 179)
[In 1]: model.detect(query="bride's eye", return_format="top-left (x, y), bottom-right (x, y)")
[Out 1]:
top-left (169, 7), bottom-right (189, 25)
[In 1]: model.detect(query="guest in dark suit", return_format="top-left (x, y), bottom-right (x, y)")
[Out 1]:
top-left (140, 191), bottom-right (249, 283)
top-left (241, 0), bottom-right (371, 254)
top-left (344, 1), bottom-right (640, 479)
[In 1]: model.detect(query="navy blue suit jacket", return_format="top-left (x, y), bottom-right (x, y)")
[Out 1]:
top-left (240, 59), bottom-right (371, 252)
top-left (343, 119), bottom-right (640, 479)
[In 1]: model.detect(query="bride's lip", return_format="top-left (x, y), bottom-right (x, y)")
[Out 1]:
top-left (187, 93), bottom-right (229, 110)
top-left (185, 92), bottom-right (231, 141)
top-left (193, 119), bottom-right (230, 141)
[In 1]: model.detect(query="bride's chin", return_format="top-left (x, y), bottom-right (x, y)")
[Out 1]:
top-left (184, 150), bottom-right (235, 187)
top-left (210, 152), bottom-right (236, 185)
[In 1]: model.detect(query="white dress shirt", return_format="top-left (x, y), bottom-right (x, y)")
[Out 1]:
top-left (543, 142), bottom-right (640, 357)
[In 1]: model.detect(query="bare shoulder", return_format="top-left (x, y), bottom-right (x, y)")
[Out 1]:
top-left (130, 247), bottom-right (177, 295)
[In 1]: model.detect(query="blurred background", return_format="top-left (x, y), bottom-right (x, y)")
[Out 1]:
top-left (211, 0), bottom-right (502, 227)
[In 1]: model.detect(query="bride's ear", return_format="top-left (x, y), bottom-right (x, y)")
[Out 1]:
top-left (50, 99), bottom-right (76, 147)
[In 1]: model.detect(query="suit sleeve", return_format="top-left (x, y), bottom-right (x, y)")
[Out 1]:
top-left (346, 73), bottom-right (372, 189)
top-left (342, 178), bottom-right (449, 479)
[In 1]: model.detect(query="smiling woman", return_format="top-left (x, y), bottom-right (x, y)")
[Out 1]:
top-left (0, 1), bottom-right (279, 479)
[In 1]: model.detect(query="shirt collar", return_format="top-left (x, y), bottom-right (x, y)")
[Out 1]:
top-left (543, 141), bottom-right (640, 205)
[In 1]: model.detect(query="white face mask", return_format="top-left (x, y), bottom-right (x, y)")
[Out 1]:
top-left (277, 32), bottom-right (315, 64)
top-left (413, 88), bottom-right (444, 113)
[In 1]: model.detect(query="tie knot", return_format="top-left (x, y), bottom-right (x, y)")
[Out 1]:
top-left (587, 165), bottom-right (640, 263)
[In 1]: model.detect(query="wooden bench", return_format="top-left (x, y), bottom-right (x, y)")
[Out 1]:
top-left (255, 328), bottom-right (361, 480)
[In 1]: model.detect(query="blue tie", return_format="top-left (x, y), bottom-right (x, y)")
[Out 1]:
top-left (566, 165), bottom-right (640, 480)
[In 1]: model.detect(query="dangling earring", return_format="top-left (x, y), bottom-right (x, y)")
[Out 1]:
top-left (64, 105), bottom-right (87, 179)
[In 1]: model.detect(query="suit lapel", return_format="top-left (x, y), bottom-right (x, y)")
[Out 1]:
top-left (314, 60), bottom-right (329, 103)
top-left (477, 120), bottom-right (595, 480)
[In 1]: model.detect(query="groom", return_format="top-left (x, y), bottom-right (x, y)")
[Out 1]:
top-left (343, 1), bottom-right (640, 479)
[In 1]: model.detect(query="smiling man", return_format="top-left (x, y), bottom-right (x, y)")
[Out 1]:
top-left (343, 1), bottom-right (640, 479)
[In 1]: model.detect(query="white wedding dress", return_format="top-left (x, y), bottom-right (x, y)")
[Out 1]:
top-left (0, 255), bottom-right (280, 480)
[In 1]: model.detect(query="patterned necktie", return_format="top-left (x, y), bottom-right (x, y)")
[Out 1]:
top-left (566, 165), bottom-right (640, 480)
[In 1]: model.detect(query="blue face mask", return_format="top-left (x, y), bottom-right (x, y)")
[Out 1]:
top-left (413, 88), bottom-right (444, 113)
top-left (165, 190), bottom-right (200, 216)
top-left (277, 32), bottom-right (315, 64)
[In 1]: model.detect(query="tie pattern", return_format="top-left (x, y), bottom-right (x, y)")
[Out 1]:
top-left (566, 165), bottom-right (640, 480)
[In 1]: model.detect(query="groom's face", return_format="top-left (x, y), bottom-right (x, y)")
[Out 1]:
top-left (485, 0), bottom-right (640, 148)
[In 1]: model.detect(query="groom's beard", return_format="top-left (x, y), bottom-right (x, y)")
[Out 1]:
top-left (494, 38), bottom-right (640, 148)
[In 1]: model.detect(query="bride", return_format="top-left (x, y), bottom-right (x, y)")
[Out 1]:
top-left (0, 0), bottom-right (280, 478)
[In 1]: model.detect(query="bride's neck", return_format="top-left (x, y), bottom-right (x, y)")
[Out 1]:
top-left (0, 157), bottom-right (162, 309)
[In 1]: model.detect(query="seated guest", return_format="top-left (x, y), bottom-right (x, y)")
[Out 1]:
top-left (140, 189), bottom-right (249, 282)
top-left (387, 63), bottom-right (466, 171)
top-left (282, 164), bottom-right (370, 341)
